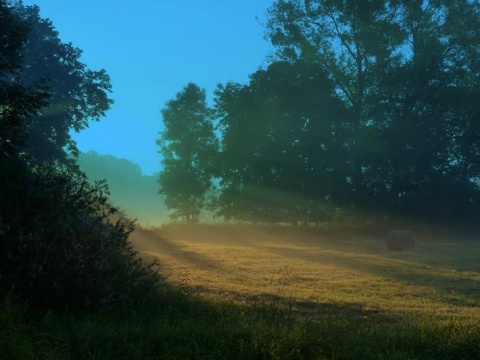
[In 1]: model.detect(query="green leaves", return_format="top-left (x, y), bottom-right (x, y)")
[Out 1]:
top-left (214, 61), bottom-right (349, 223)
top-left (260, 0), bottom-right (480, 224)
top-left (157, 83), bottom-right (219, 223)
top-left (12, 2), bottom-right (114, 167)
top-left (158, 1), bottom-right (480, 226)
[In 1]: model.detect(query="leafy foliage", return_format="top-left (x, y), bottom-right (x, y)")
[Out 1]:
top-left (214, 61), bottom-right (351, 223)
top-left (157, 83), bottom-right (218, 223)
top-left (187, 0), bottom-right (480, 226)
top-left (156, 1), bottom-right (480, 228)
top-left (0, 1), bottom-right (162, 311)
top-left (10, 1), bottom-right (113, 167)
top-left (0, 0), bottom-right (47, 158)
top-left (0, 164), bottom-right (163, 310)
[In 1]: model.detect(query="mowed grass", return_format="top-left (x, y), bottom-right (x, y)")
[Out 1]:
top-left (131, 224), bottom-right (480, 325)
top-left (3, 224), bottom-right (480, 359)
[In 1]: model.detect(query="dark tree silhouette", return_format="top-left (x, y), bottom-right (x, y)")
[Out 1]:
top-left (214, 61), bottom-right (350, 224)
top-left (0, 0), bottom-right (47, 158)
top-left (265, 0), bottom-right (403, 205)
top-left (157, 83), bottom-right (218, 223)
top-left (264, 0), bottom-right (480, 225)
top-left (10, 2), bottom-right (113, 167)
top-left (0, 1), bottom-right (161, 310)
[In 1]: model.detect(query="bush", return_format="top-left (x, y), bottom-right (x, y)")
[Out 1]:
top-left (0, 163), bottom-right (163, 310)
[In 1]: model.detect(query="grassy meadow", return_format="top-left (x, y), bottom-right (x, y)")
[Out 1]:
top-left (132, 224), bottom-right (480, 325)
top-left (2, 223), bottom-right (480, 359)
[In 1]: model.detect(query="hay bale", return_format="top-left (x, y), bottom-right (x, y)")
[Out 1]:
top-left (385, 230), bottom-right (416, 251)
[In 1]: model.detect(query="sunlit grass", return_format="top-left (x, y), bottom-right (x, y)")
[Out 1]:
top-left (131, 223), bottom-right (480, 325)
top-left (3, 223), bottom-right (479, 359)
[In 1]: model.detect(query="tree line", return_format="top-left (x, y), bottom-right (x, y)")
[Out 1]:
top-left (158, 0), bottom-right (480, 228)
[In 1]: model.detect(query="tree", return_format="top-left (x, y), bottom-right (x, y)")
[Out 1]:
top-left (157, 83), bottom-right (218, 223)
top-left (10, 1), bottom-right (113, 167)
top-left (0, 0), bottom-right (47, 158)
top-left (265, 0), bottom-right (480, 225)
top-left (374, 0), bottom-right (480, 221)
top-left (0, 2), bottom-right (162, 310)
top-left (265, 0), bottom-right (403, 205)
top-left (214, 61), bottom-right (350, 223)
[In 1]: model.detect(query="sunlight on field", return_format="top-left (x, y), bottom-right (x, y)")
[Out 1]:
top-left (130, 224), bottom-right (480, 325)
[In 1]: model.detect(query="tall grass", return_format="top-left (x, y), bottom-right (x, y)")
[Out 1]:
top-left (2, 286), bottom-right (480, 360)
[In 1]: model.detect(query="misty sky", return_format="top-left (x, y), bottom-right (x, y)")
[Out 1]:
top-left (22, 0), bottom-right (275, 175)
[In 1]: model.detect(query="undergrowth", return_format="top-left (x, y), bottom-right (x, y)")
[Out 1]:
top-left (0, 164), bottom-right (163, 310)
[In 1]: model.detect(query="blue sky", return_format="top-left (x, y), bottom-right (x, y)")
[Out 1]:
top-left (22, 0), bottom-right (275, 175)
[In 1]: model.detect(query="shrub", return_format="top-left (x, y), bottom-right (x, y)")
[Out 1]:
top-left (0, 163), bottom-right (163, 310)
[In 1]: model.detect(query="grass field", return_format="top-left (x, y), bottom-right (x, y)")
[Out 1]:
top-left (131, 224), bottom-right (480, 325)
top-left (3, 223), bottom-right (480, 359)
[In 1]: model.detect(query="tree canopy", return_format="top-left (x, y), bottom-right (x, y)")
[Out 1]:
top-left (0, 0), bottom-right (46, 159)
top-left (159, 0), bottom-right (480, 228)
top-left (157, 83), bottom-right (218, 223)
top-left (9, 1), bottom-right (113, 167)
top-left (214, 61), bottom-right (351, 223)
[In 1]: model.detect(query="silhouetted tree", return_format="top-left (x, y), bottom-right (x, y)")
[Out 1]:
top-left (1, 0), bottom-right (47, 217)
top-left (157, 83), bottom-right (218, 223)
top-left (373, 0), bottom-right (480, 222)
top-left (0, 2), bottom-right (162, 310)
top-left (0, 0), bottom-right (47, 159)
top-left (265, 0), bottom-right (480, 225)
top-left (10, 1), bottom-right (113, 167)
top-left (214, 61), bottom-right (350, 223)
top-left (265, 0), bottom-right (403, 205)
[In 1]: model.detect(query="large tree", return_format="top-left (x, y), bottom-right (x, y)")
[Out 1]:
top-left (265, 0), bottom-right (480, 223)
top-left (214, 61), bottom-right (350, 223)
top-left (157, 83), bottom-right (218, 223)
top-left (10, 1), bottom-right (113, 167)
top-left (374, 0), bottom-right (480, 221)
top-left (265, 0), bottom-right (403, 204)
top-left (1, 2), bottom-right (162, 309)
top-left (1, 0), bottom-right (46, 216)
top-left (0, 0), bottom-right (46, 158)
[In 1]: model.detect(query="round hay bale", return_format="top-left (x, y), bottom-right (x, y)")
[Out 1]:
top-left (385, 230), bottom-right (416, 251)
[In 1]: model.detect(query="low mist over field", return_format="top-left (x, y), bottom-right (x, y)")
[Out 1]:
top-left (3, 0), bottom-right (480, 358)
top-left (130, 224), bottom-right (480, 324)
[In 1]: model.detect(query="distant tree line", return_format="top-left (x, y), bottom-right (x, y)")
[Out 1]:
top-left (78, 150), bottom-right (170, 225)
top-left (158, 0), bottom-right (480, 228)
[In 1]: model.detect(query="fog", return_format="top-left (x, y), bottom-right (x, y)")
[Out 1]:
top-left (8, 0), bottom-right (480, 229)
top-left (78, 151), bottom-right (169, 226)
top-left (2, 2), bottom-right (480, 356)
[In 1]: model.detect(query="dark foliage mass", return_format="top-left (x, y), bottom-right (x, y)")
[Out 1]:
top-left (158, 0), bottom-right (480, 229)
top-left (214, 61), bottom-right (351, 223)
top-left (157, 83), bottom-right (218, 223)
top-left (11, 1), bottom-right (113, 169)
top-left (0, 0), bottom-right (162, 310)
top-left (0, 164), bottom-right (162, 309)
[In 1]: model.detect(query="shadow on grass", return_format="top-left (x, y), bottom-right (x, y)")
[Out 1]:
top-left (248, 293), bottom-right (403, 324)
top-left (130, 228), bottom-right (232, 273)
top-left (7, 287), bottom-right (477, 360)
top-left (132, 226), bottom-right (480, 314)
top-left (264, 243), bottom-right (480, 308)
